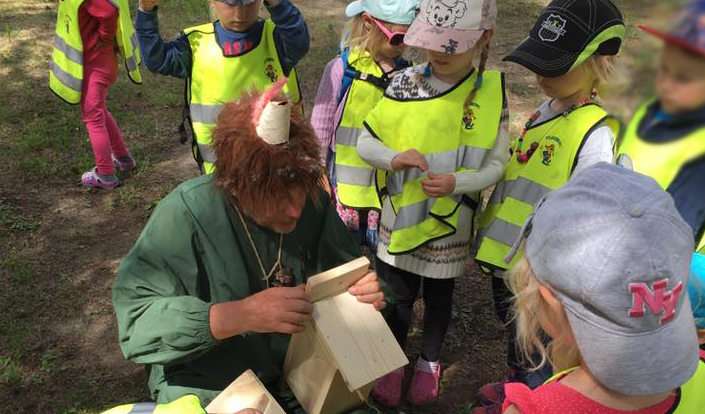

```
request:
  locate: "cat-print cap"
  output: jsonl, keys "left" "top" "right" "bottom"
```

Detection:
{"left": 403, "top": 0, "right": 496, "bottom": 54}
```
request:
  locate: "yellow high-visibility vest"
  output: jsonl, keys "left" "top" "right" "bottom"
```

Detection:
{"left": 618, "top": 101, "right": 705, "bottom": 254}
{"left": 50, "top": 0, "right": 142, "bottom": 104}
{"left": 545, "top": 357, "right": 705, "bottom": 413}
{"left": 100, "top": 394, "right": 205, "bottom": 414}
{"left": 335, "top": 49, "right": 390, "bottom": 210}
{"left": 476, "top": 104, "right": 620, "bottom": 271}
{"left": 185, "top": 20, "right": 301, "bottom": 174}
{"left": 363, "top": 69, "right": 504, "bottom": 254}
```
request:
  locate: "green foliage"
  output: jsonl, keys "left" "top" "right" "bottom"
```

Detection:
{"left": 0, "top": 355, "right": 21, "bottom": 385}
{"left": 0, "top": 200, "right": 39, "bottom": 232}
{"left": 1, "top": 250, "right": 34, "bottom": 286}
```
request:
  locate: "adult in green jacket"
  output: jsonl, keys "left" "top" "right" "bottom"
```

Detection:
{"left": 112, "top": 85, "right": 386, "bottom": 408}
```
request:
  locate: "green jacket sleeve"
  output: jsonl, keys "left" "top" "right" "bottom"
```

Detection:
{"left": 113, "top": 192, "right": 219, "bottom": 366}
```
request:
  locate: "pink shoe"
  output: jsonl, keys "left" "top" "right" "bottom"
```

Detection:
{"left": 81, "top": 168, "right": 118, "bottom": 189}
{"left": 112, "top": 154, "right": 137, "bottom": 171}
{"left": 371, "top": 367, "right": 404, "bottom": 407}
{"left": 406, "top": 357, "right": 441, "bottom": 406}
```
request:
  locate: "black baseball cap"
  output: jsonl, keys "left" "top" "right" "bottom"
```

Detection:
{"left": 504, "top": 0, "right": 625, "bottom": 77}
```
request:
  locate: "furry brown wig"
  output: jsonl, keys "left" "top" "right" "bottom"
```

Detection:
{"left": 211, "top": 91, "right": 325, "bottom": 214}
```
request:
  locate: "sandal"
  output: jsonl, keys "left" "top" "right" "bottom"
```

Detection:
{"left": 81, "top": 167, "right": 118, "bottom": 189}
{"left": 112, "top": 154, "right": 137, "bottom": 171}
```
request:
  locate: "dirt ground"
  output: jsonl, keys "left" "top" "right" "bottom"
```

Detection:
{"left": 0, "top": 0, "right": 678, "bottom": 413}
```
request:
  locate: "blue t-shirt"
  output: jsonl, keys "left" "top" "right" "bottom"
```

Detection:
{"left": 635, "top": 101, "right": 705, "bottom": 243}
{"left": 135, "top": 0, "right": 309, "bottom": 78}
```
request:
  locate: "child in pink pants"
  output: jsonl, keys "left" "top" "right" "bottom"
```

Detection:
{"left": 79, "top": 0, "right": 136, "bottom": 189}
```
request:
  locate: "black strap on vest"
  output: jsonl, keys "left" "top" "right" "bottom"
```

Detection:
{"left": 179, "top": 78, "right": 205, "bottom": 173}
{"left": 346, "top": 64, "right": 392, "bottom": 90}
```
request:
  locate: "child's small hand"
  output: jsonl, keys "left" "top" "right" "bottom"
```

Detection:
{"left": 348, "top": 271, "right": 386, "bottom": 310}
{"left": 138, "top": 0, "right": 159, "bottom": 12}
{"left": 391, "top": 149, "right": 429, "bottom": 172}
{"left": 421, "top": 172, "right": 456, "bottom": 198}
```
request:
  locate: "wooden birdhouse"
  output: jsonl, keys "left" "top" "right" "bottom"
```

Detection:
{"left": 206, "top": 369, "right": 286, "bottom": 414}
{"left": 283, "top": 257, "right": 408, "bottom": 414}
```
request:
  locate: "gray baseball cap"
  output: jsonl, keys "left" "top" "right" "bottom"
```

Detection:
{"left": 213, "top": 0, "right": 260, "bottom": 6}
{"left": 506, "top": 162, "right": 698, "bottom": 396}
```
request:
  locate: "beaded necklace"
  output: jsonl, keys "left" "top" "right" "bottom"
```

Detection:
{"left": 514, "top": 94, "right": 597, "bottom": 163}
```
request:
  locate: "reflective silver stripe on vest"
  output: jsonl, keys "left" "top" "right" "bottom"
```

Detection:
{"left": 336, "top": 164, "right": 375, "bottom": 186}
{"left": 198, "top": 142, "right": 216, "bottom": 163}
{"left": 335, "top": 126, "right": 374, "bottom": 186}
{"left": 50, "top": 61, "right": 82, "bottom": 92}
{"left": 387, "top": 146, "right": 491, "bottom": 196}
{"left": 336, "top": 125, "right": 360, "bottom": 147}
{"left": 478, "top": 217, "right": 522, "bottom": 247}
{"left": 393, "top": 195, "right": 462, "bottom": 231}
{"left": 53, "top": 35, "right": 83, "bottom": 65}
{"left": 131, "top": 32, "right": 139, "bottom": 52}
{"left": 488, "top": 177, "right": 552, "bottom": 206}
{"left": 127, "top": 402, "right": 156, "bottom": 414}
{"left": 190, "top": 104, "right": 223, "bottom": 124}
{"left": 126, "top": 54, "right": 139, "bottom": 71}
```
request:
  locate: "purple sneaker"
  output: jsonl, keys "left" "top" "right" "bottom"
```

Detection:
{"left": 112, "top": 154, "right": 137, "bottom": 171}
{"left": 478, "top": 369, "right": 516, "bottom": 405}
{"left": 471, "top": 401, "right": 503, "bottom": 414}
{"left": 81, "top": 168, "right": 118, "bottom": 190}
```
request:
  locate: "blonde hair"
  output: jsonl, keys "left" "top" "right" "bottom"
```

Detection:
{"left": 341, "top": 14, "right": 390, "bottom": 61}
{"left": 507, "top": 254, "right": 581, "bottom": 373}
{"left": 585, "top": 54, "right": 627, "bottom": 98}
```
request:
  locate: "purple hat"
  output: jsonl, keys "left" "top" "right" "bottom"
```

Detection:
{"left": 403, "top": 0, "right": 496, "bottom": 54}
{"left": 639, "top": 0, "right": 705, "bottom": 59}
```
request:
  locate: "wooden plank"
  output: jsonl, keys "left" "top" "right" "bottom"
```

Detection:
{"left": 282, "top": 321, "right": 337, "bottom": 414}
{"left": 206, "top": 369, "right": 286, "bottom": 414}
{"left": 318, "top": 372, "right": 374, "bottom": 414}
{"left": 312, "top": 291, "right": 408, "bottom": 391}
{"left": 305, "top": 257, "right": 370, "bottom": 302}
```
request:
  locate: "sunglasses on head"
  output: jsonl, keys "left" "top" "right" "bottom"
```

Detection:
{"left": 371, "top": 17, "right": 406, "bottom": 46}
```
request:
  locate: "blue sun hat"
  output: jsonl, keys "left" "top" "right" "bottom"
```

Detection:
{"left": 689, "top": 253, "right": 705, "bottom": 328}
{"left": 345, "top": 0, "right": 421, "bottom": 25}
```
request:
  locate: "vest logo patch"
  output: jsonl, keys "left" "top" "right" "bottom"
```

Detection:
{"left": 541, "top": 136, "right": 561, "bottom": 166}
{"left": 462, "top": 102, "right": 479, "bottom": 130}
{"left": 541, "top": 144, "right": 555, "bottom": 165}
{"left": 628, "top": 279, "right": 683, "bottom": 324}
{"left": 264, "top": 58, "right": 278, "bottom": 83}
{"left": 539, "top": 14, "right": 567, "bottom": 42}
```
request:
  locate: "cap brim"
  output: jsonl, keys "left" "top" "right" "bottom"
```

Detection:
{"left": 404, "top": 19, "right": 483, "bottom": 54}
{"left": 639, "top": 24, "right": 705, "bottom": 59}
{"left": 566, "top": 293, "right": 699, "bottom": 396}
{"left": 345, "top": 1, "right": 363, "bottom": 18}
{"left": 503, "top": 37, "right": 579, "bottom": 77}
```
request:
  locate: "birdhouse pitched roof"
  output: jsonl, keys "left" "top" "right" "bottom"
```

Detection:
{"left": 304, "top": 257, "right": 408, "bottom": 391}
